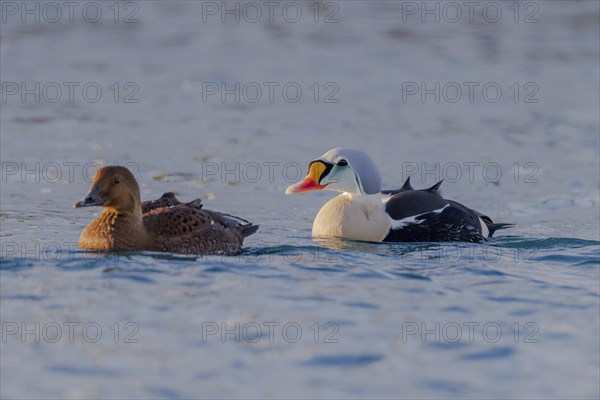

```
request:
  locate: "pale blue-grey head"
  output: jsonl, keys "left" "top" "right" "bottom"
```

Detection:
{"left": 319, "top": 148, "right": 382, "bottom": 195}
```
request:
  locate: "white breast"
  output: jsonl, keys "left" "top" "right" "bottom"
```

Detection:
{"left": 312, "top": 194, "right": 390, "bottom": 242}
{"left": 478, "top": 217, "right": 490, "bottom": 239}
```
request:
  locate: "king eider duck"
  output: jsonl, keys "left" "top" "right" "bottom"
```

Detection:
{"left": 74, "top": 166, "right": 258, "bottom": 255}
{"left": 286, "top": 148, "right": 512, "bottom": 243}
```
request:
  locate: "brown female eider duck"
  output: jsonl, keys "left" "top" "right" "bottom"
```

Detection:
{"left": 74, "top": 166, "right": 258, "bottom": 255}
{"left": 286, "top": 148, "right": 512, "bottom": 243}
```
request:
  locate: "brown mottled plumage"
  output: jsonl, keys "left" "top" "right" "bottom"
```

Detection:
{"left": 74, "top": 166, "right": 258, "bottom": 255}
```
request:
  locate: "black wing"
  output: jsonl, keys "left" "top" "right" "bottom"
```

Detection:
{"left": 383, "top": 183, "right": 486, "bottom": 243}
{"left": 385, "top": 190, "right": 448, "bottom": 221}
{"left": 446, "top": 200, "right": 514, "bottom": 237}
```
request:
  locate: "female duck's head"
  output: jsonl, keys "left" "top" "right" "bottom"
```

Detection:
{"left": 74, "top": 166, "right": 141, "bottom": 214}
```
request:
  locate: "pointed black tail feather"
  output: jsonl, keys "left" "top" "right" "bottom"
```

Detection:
{"left": 487, "top": 223, "right": 515, "bottom": 237}
{"left": 203, "top": 210, "right": 258, "bottom": 237}
{"left": 241, "top": 224, "right": 259, "bottom": 237}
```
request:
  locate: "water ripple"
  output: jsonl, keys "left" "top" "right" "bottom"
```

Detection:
{"left": 303, "top": 354, "right": 384, "bottom": 367}
{"left": 461, "top": 346, "right": 515, "bottom": 361}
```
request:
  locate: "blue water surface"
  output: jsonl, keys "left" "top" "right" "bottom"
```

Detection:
{"left": 1, "top": 1, "right": 599, "bottom": 399}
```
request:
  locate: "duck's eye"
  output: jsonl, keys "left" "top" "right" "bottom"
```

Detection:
{"left": 337, "top": 159, "right": 348, "bottom": 166}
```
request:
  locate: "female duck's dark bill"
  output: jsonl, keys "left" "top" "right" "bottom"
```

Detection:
{"left": 286, "top": 161, "right": 331, "bottom": 194}
{"left": 73, "top": 185, "right": 109, "bottom": 207}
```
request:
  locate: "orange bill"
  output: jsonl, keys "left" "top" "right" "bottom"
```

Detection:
{"left": 285, "top": 161, "right": 329, "bottom": 194}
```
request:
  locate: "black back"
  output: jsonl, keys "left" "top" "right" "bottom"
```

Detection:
{"left": 382, "top": 181, "right": 507, "bottom": 243}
